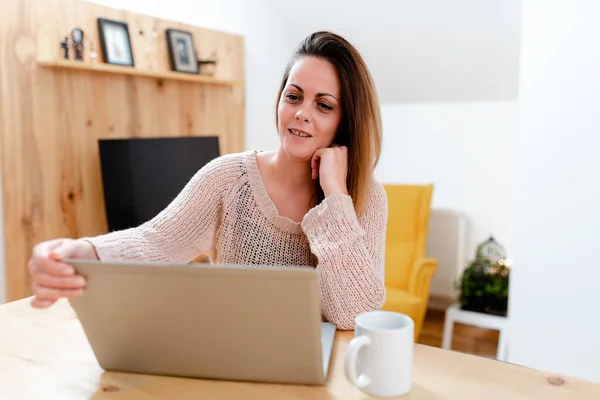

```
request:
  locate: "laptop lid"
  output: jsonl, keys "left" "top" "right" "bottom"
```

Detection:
{"left": 66, "top": 259, "right": 334, "bottom": 385}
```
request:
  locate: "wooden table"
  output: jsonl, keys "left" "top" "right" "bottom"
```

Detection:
{"left": 0, "top": 298, "right": 598, "bottom": 399}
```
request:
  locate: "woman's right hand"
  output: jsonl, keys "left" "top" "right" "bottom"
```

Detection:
{"left": 28, "top": 238, "right": 99, "bottom": 308}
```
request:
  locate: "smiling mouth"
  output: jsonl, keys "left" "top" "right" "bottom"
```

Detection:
{"left": 288, "top": 129, "right": 312, "bottom": 138}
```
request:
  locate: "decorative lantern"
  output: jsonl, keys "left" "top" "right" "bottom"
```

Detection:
{"left": 455, "top": 236, "right": 510, "bottom": 316}
{"left": 476, "top": 236, "right": 507, "bottom": 264}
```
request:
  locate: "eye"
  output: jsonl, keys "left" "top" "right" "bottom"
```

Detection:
{"left": 318, "top": 102, "right": 333, "bottom": 111}
{"left": 285, "top": 93, "right": 300, "bottom": 102}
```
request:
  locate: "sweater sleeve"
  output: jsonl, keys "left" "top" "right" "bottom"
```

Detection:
{"left": 301, "top": 180, "right": 388, "bottom": 330}
{"left": 82, "top": 156, "right": 232, "bottom": 263}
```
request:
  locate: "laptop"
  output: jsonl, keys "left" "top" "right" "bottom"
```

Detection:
{"left": 65, "top": 259, "right": 337, "bottom": 386}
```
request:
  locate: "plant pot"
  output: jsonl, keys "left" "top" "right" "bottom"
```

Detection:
{"left": 460, "top": 295, "right": 507, "bottom": 316}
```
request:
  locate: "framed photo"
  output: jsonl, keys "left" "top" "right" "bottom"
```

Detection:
{"left": 97, "top": 18, "right": 135, "bottom": 67}
{"left": 166, "top": 29, "right": 199, "bottom": 74}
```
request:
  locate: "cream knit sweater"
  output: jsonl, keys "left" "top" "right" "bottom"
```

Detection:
{"left": 86, "top": 150, "right": 388, "bottom": 329}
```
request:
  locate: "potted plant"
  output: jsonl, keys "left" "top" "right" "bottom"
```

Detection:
{"left": 455, "top": 236, "right": 510, "bottom": 316}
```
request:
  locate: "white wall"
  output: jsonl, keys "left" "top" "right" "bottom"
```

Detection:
{"left": 508, "top": 0, "right": 600, "bottom": 383}
{"left": 268, "top": 0, "right": 521, "bottom": 104}
{"left": 85, "top": 0, "right": 292, "bottom": 151}
{"left": 376, "top": 101, "right": 517, "bottom": 260}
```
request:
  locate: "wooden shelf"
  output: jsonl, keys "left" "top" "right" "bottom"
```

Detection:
{"left": 37, "top": 60, "right": 241, "bottom": 86}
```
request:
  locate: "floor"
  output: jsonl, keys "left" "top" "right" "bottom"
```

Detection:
{"left": 418, "top": 308, "right": 500, "bottom": 359}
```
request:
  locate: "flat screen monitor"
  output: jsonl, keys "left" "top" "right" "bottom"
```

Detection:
{"left": 98, "top": 136, "right": 220, "bottom": 232}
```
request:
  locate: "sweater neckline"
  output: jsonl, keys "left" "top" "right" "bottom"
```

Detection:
{"left": 245, "top": 150, "right": 304, "bottom": 235}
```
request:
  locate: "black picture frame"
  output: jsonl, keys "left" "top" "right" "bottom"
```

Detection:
{"left": 97, "top": 18, "right": 135, "bottom": 67}
{"left": 166, "top": 28, "right": 199, "bottom": 74}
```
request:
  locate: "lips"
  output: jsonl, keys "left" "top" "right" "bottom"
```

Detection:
{"left": 288, "top": 128, "right": 312, "bottom": 138}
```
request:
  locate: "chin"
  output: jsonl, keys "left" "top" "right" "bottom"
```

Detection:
{"left": 281, "top": 138, "right": 317, "bottom": 161}
{"left": 283, "top": 144, "right": 315, "bottom": 161}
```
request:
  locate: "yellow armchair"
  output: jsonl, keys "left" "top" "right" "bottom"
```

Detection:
{"left": 382, "top": 184, "right": 438, "bottom": 341}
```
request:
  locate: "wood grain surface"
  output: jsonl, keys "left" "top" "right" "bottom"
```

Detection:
{"left": 0, "top": 297, "right": 598, "bottom": 399}
{"left": 37, "top": 61, "right": 242, "bottom": 85}
{"left": 0, "top": 0, "right": 245, "bottom": 302}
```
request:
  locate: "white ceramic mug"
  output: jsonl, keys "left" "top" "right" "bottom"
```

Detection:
{"left": 344, "top": 311, "right": 414, "bottom": 397}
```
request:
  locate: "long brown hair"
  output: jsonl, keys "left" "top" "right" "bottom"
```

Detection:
{"left": 275, "top": 31, "right": 382, "bottom": 218}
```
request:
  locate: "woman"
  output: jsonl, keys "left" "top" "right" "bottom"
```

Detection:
{"left": 27, "top": 31, "right": 388, "bottom": 330}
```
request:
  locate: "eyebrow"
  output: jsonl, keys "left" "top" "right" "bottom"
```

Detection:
{"left": 290, "top": 84, "right": 338, "bottom": 101}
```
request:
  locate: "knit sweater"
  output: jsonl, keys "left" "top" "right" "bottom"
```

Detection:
{"left": 86, "top": 149, "right": 388, "bottom": 330}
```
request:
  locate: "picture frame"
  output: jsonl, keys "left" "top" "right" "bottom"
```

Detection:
{"left": 166, "top": 29, "right": 199, "bottom": 74}
{"left": 97, "top": 18, "right": 135, "bottom": 67}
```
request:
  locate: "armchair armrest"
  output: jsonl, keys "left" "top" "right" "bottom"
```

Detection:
{"left": 407, "top": 257, "right": 438, "bottom": 299}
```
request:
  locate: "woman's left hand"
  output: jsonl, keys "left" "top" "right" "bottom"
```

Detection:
{"left": 311, "top": 145, "right": 349, "bottom": 197}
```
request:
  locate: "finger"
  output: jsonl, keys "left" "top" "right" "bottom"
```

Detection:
{"left": 30, "top": 298, "right": 55, "bottom": 309}
{"left": 33, "top": 285, "right": 84, "bottom": 301}
{"left": 33, "top": 241, "right": 76, "bottom": 277}
{"left": 32, "top": 239, "right": 75, "bottom": 276}
{"left": 35, "top": 272, "right": 86, "bottom": 289}
{"left": 32, "top": 239, "right": 65, "bottom": 262}
{"left": 311, "top": 149, "right": 323, "bottom": 170}
{"left": 335, "top": 146, "right": 348, "bottom": 155}
{"left": 311, "top": 150, "right": 323, "bottom": 180}
{"left": 312, "top": 159, "right": 320, "bottom": 180}
{"left": 34, "top": 257, "right": 75, "bottom": 277}
{"left": 312, "top": 157, "right": 321, "bottom": 180}
{"left": 48, "top": 239, "right": 78, "bottom": 261}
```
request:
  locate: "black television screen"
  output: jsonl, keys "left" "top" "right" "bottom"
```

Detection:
{"left": 98, "top": 136, "right": 220, "bottom": 232}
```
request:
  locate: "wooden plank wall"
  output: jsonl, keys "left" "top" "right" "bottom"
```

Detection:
{"left": 0, "top": 0, "right": 245, "bottom": 302}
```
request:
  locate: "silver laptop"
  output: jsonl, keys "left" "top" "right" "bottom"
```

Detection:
{"left": 66, "top": 259, "right": 337, "bottom": 385}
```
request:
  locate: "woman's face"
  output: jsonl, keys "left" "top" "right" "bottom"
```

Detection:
{"left": 277, "top": 56, "right": 342, "bottom": 162}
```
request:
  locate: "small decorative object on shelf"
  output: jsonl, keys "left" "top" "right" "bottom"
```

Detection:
{"left": 198, "top": 60, "right": 217, "bottom": 76}
{"left": 71, "top": 28, "right": 84, "bottom": 61}
{"left": 97, "top": 18, "right": 135, "bottom": 67}
{"left": 455, "top": 236, "right": 511, "bottom": 316}
{"left": 166, "top": 28, "right": 199, "bottom": 74}
{"left": 89, "top": 40, "right": 98, "bottom": 64}
{"left": 60, "top": 36, "right": 70, "bottom": 60}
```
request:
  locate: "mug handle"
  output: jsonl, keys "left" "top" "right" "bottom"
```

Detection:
{"left": 344, "top": 335, "right": 372, "bottom": 389}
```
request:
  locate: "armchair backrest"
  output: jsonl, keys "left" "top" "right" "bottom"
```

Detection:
{"left": 383, "top": 184, "right": 434, "bottom": 290}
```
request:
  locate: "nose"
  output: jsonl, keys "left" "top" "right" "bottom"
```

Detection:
{"left": 295, "top": 106, "right": 311, "bottom": 123}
